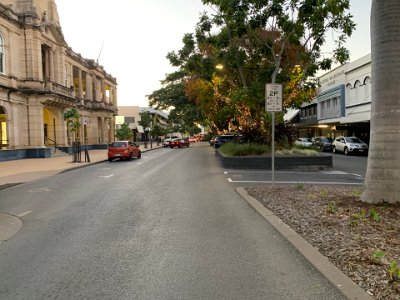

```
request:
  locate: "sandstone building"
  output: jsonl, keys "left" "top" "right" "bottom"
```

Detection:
{"left": 0, "top": 0, "right": 117, "bottom": 159}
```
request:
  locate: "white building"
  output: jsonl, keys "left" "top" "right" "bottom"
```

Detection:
{"left": 291, "top": 54, "right": 372, "bottom": 143}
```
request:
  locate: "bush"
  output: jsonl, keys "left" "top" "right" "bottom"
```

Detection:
{"left": 219, "top": 142, "right": 321, "bottom": 157}
{"left": 220, "top": 143, "right": 268, "bottom": 156}
{"left": 276, "top": 148, "right": 320, "bottom": 156}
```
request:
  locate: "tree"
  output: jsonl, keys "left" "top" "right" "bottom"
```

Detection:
{"left": 362, "top": 0, "right": 400, "bottom": 204}
{"left": 115, "top": 123, "right": 133, "bottom": 141}
{"left": 64, "top": 108, "right": 81, "bottom": 144}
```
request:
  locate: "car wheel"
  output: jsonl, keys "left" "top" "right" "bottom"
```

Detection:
{"left": 108, "top": 158, "right": 113, "bottom": 162}
{"left": 332, "top": 146, "right": 336, "bottom": 154}
{"left": 344, "top": 147, "right": 349, "bottom": 155}
{"left": 137, "top": 151, "right": 141, "bottom": 158}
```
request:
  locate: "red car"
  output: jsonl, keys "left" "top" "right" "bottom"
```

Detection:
{"left": 108, "top": 141, "right": 141, "bottom": 161}
{"left": 169, "top": 138, "right": 190, "bottom": 148}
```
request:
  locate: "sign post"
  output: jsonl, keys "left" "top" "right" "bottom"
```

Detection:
{"left": 265, "top": 84, "right": 283, "bottom": 185}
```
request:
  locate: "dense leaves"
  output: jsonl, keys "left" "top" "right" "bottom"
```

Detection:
{"left": 149, "top": 0, "right": 354, "bottom": 141}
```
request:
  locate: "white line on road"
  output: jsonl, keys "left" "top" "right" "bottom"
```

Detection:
{"left": 17, "top": 210, "right": 33, "bottom": 217}
{"left": 98, "top": 174, "right": 114, "bottom": 178}
{"left": 29, "top": 187, "right": 51, "bottom": 193}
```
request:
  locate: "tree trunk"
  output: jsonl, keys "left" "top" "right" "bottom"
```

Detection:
{"left": 362, "top": 0, "right": 400, "bottom": 203}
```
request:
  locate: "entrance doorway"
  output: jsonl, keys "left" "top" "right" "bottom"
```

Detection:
{"left": 43, "top": 108, "right": 57, "bottom": 147}
{"left": 0, "top": 106, "right": 7, "bottom": 149}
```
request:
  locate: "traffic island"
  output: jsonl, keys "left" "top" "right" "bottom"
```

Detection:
{"left": 215, "top": 149, "right": 332, "bottom": 170}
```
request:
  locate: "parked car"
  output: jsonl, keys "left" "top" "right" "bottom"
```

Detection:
{"left": 108, "top": 141, "right": 141, "bottom": 161}
{"left": 332, "top": 136, "right": 368, "bottom": 155}
{"left": 213, "top": 134, "right": 243, "bottom": 148}
{"left": 163, "top": 138, "right": 172, "bottom": 147}
{"left": 169, "top": 138, "right": 190, "bottom": 148}
{"left": 180, "top": 139, "right": 190, "bottom": 147}
{"left": 294, "top": 138, "right": 313, "bottom": 147}
{"left": 313, "top": 136, "right": 333, "bottom": 152}
{"left": 209, "top": 136, "right": 217, "bottom": 147}
{"left": 189, "top": 136, "right": 197, "bottom": 143}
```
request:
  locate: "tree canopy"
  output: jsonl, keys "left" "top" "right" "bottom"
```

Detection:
{"left": 149, "top": 0, "right": 355, "bottom": 141}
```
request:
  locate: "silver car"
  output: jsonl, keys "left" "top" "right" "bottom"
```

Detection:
{"left": 332, "top": 136, "right": 368, "bottom": 155}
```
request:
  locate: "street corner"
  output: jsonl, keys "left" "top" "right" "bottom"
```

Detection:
{"left": 0, "top": 212, "right": 23, "bottom": 242}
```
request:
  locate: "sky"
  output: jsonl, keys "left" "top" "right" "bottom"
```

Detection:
{"left": 56, "top": 0, "right": 372, "bottom": 108}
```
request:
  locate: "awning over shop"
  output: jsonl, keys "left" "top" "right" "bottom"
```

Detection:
{"left": 284, "top": 109, "right": 299, "bottom": 122}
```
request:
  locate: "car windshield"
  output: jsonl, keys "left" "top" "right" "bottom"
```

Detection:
{"left": 346, "top": 137, "right": 363, "bottom": 143}
{"left": 302, "top": 138, "right": 312, "bottom": 142}
{"left": 320, "top": 137, "right": 330, "bottom": 142}
{"left": 110, "top": 142, "right": 127, "bottom": 148}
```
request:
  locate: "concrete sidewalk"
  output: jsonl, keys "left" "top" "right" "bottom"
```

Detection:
{"left": 0, "top": 144, "right": 161, "bottom": 188}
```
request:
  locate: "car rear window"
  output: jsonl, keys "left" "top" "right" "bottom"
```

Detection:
{"left": 110, "top": 142, "right": 127, "bottom": 148}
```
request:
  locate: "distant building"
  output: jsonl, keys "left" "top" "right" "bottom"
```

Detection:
{"left": 0, "top": 0, "right": 117, "bottom": 160}
{"left": 117, "top": 106, "right": 169, "bottom": 141}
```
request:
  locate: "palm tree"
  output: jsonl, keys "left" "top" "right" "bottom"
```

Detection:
{"left": 362, "top": 0, "right": 400, "bottom": 204}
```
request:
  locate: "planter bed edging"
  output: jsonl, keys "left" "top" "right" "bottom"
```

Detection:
{"left": 215, "top": 149, "right": 332, "bottom": 170}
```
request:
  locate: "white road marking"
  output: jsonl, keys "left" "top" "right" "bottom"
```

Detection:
{"left": 17, "top": 210, "right": 33, "bottom": 217}
{"left": 29, "top": 187, "right": 51, "bottom": 193}
{"left": 98, "top": 174, "right": 114, "bottom": 178}
{"left": 321, "top": 170, "right": 349, "bottom": 175}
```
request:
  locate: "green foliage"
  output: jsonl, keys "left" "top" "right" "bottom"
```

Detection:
{"left": 138, "top": 111, "right": 152, "bottom": 129}
{"left": 371, "top": 250, "right": 385, "bottom": 264}
{"left": 149, "top": 0, "right": 355, "bottom": 140}
{"left": 320, "top": 189, "right": 328, "bottom": 198}
{"left": 219, "top": 142, "right": 268, "bottom": 156}
{"left": 351, "top": 188, "right": 362, "bottom": 197}
{"left": 295, "top": 183, "right": 304, "bottom": 190}
{"left": 326, "top": 202, "right": 337, "bottom": 214}
{"left": 350, "top": 209, "right": 382, "bottom": 225}
{"left": 369, "top": 208, "right": 381, "bottom": 223}
{"left": 115, "top": 123, "right": 133, "bottom": 141}
{"left": 276, "top": 148, "right": 319, "bottom": 156}
{"left": 64, "top": 108, "right": 81, "bottom": 142}
{"left": 389, "top": 260, "right": 400, "bottom": 281}
{"left": 350, "top": 210, "right": 366, "bottom": 226}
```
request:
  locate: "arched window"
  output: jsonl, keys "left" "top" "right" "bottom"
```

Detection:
{"left": 346, "top": 83, "right": 352, "bottom": 89}
{"left": 354, "top": 80, "right": 361, "bottom": 88}
{"left": 0, "top": 34, "right": 4, "bottom": 74}
{"left": 363, "top": 76, "right": 371, "bottom": 85}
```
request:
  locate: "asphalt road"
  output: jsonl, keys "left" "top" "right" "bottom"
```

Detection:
{"left": 0, "top": 143, "right": 349, "bottom": 299}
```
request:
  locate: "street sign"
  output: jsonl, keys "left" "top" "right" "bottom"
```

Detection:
{"left": 265, "top": 84, "right": 282, "bottom": 112}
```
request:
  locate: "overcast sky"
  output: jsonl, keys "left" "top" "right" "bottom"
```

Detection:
{"left": 56, "top": 0, "right": 372, "bottom": 107}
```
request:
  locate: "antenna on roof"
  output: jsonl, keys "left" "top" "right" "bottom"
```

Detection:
{"left": 96, "top": 41, "right": 105, "bottom": 64}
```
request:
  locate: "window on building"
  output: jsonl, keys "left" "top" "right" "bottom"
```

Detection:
{"left": 125, "top": 117, "right": 135, "bottom": 124}
{"left": 64, "top": 65, "right": 69, "bottom": 86}
{"left": 0, "top": 35, "right": 4, "bottom": 74}
{"left": 326, "top": 99, "right": 330, "bottom": 108}
{"left": 333, "top": 98, "right": 338, "bottom": 106}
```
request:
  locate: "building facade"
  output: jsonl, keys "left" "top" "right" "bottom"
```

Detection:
{"left": 117, "top": 106, "right": 169, "bottom": 142}
{"left": 0, "top": 0, "right": 117, "bottom": 158}
{"left": 290, "top": 54, "right": 371, "bottom": 143}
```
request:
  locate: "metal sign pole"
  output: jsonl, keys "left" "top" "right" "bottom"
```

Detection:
{"left": 272, "top": 111, "right": 275, "bottom": 185}
{"left": 265, "top": 83, "right": 282, "bottom": 186}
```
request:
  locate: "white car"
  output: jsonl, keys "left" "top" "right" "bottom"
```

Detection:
{"left": 162, "top": 138, "right": 172, "bottom": 147}
{"left": 294, "top": 138, "right": 313, "bottom": 147}
{"left": 332, "top": 136, "right": 368, "bottom": 155}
